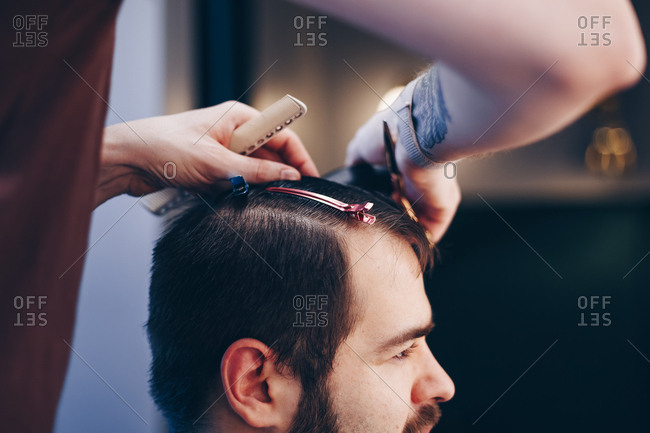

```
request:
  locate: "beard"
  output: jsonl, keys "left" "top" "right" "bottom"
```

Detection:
{"left": 286, "top": 375, "right": 441, "bottom": 433}
{"left": 286, "top": 375, "right": 340, "bottom": 433}
{"left": 402, "top": 403, "right": 441, "bottom": 433}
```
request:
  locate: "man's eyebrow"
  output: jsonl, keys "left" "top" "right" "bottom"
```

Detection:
{"left": 374, "top": 321, "right": 435, "bottom": 354}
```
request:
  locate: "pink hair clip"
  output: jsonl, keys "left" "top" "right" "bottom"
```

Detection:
{"left": 265, "top": 187, "right": 376, "bottom": 224}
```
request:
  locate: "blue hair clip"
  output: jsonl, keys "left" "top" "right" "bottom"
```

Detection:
{"left": 230, "top": 175, "right": 249, "bottom": 197}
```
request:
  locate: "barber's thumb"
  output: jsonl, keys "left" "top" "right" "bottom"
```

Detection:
{"left": 241, "top": 157, "right": 301, "bottom": 183}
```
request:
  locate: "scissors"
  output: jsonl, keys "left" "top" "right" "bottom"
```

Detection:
{"left": 382, "top": 121, "right": 435, "bottom": 246}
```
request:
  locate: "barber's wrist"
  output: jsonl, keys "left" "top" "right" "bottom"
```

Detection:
{"left": 395, "top": 132, "right": 444, "bottom": 176}
{"left": 95, "top": 125, "right": 142, "bottom": 207}
{"left": 396, "top": 66, "right": 451, "bottom": 168}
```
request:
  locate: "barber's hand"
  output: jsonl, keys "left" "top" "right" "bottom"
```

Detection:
{"left": 346, "top": 106, "right": 460, "bottom": 243}
{"left": 395, "top": 144, "right": 461, "bottom": 243}
{"left": 97, "top": 101, "right": 319, "bottom": 207}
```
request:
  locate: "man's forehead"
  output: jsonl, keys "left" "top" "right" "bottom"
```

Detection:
{"left": 344, "top": 230, "right": 423, "bottom": 280}
{"left": 344, "top": 231, "right": 432, "bottom": 348}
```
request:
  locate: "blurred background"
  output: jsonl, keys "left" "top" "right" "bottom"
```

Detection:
{"left": 55, "top": 0, "right": 649, "bottom": 432}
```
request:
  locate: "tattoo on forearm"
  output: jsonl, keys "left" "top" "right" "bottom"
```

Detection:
{"left": 411, "top": 67, "right": 451, "bottom": 154}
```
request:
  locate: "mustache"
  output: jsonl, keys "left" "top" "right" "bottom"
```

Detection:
{"left": 403, "top": 403, "right": 441, "bottom": 433}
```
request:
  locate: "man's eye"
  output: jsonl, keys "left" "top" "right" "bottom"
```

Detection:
{"left": 393, "top": 343, "right": 418, "bottom": 361}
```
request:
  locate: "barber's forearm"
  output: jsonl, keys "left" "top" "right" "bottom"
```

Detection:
{"left": 290, "top": 0, "right": 645, "bottom": 97}
{"left": 405, "top": 43, "right": 644, "bottom": 164}
{"left": 402, "top": 60, "right": 629, "bottom": 164}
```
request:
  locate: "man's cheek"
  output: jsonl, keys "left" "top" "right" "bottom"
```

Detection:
{"left": 359, "top": 373, "right": 413, "bottom": 432}
{"left": 373, "top": 367, "right": 421, "bottom": 430}
{"left": 377, "top": 365, "right": 417, "bottom": 401}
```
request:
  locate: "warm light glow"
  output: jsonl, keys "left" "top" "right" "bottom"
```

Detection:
{"left": 377, "top": 86, "right": 406, "bottom": 111}
{"left": 585, "top": 127, "right": 636, "bottom": 176}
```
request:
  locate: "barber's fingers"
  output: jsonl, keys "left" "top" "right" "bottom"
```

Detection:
{"left": 403, "top": 168, "right": 461, "bottom": 243}
{"left": 248, "top": 147, "right": 283, "bottom": 163}
{"left": 222, "top": 151, "right": 302, "bottom": 183}
{"left": 415, "top": 199, "right": 459, "bottom": 243}
{"left": 263, "top": 128, "right": 320, "bottom": 177}
{"left": 206, "top": 101, "right": 319, "bottom": 178}
{"left": 206, "top": 101, "right": 261, "bottom": 136}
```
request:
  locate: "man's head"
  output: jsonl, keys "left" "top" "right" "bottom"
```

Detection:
{"left": 147, "top": 177, "right": 454, "bottom": 433}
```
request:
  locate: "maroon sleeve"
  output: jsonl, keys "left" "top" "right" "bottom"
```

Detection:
{"left": 0, "top": 1, "right": 121, "bottom": 431}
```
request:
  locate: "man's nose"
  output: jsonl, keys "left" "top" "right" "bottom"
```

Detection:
{"left": 411, "top": 346, "right": 455, "bottom": 404}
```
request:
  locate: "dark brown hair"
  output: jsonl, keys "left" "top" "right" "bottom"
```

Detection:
{"left": 146, "top": 177, "right": 433, "bottom": 432}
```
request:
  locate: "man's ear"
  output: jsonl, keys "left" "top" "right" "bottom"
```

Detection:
{"left": 221, "top": 338, "right": 301, "bottom": 430}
